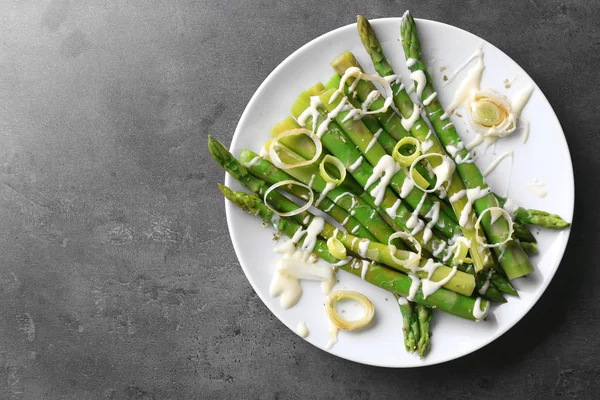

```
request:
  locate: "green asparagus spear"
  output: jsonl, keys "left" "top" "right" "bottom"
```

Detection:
{"left": 240, "top": 148, "right": 398, "bottom": 245}
{"left": 318, "top": 87, "right": 460, "bottom": 239}
{"left": 398, "top": 12, "right": 533, "bottom": 280}
{"left": 288, "top": 89, "right": 456, "bottom": 261}
{"left": 218, "top": 184, "right": 338, "bottom": 262}
{"left": 513, "top": 208, "right": 571, "bottom": 229}
{"left": 333, "top": 48, "right": 494, "bottom": 272}
{"left": 208, "top": 136, "right": 377, "bottom": 241}
{"left": 520, "top": 242, "right": 538, "bottom": 255}
{"left": 395, "top": 296, "right": 418, "bottom": 353}
{"left": 513, "top": 222, "right": 537, "bottom": 243}
{"left": 493, "top": 194, "right": 570, "bottom": 229}
{"left": 490, "top": 272, "right": 519, "bottom": 297}
{"left": 416, "top": 304, "right": 432, "bottom": 359}
{"left": 475, "top": 270, "right": 507, "bottom": 303}
{"left": 219, "top": 184, "right": 488, "bottom": 319}
{"left": 341, "top": 261, "right": 488, "bottom": 321}
{"left": 221, "top": 181, "right": 474, "bottom": 295}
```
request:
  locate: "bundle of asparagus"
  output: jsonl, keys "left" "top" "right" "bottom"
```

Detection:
{"left": 209, "top": 12, "right": 570, "bottom": 359}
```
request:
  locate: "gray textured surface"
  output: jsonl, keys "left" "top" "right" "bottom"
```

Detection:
{"left": 0, "top": 0, "right": 597, "bottom": 398}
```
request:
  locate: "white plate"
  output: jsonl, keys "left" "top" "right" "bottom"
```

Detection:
{"left": 224, "top": 18, "right": 574, "bottom": 367}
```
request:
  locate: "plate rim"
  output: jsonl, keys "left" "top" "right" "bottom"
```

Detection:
{"left": 224, "top": 17, "right": 575, "bottom": 368}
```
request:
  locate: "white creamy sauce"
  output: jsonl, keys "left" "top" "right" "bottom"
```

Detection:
{"left": 441, "top": 122, "right": 454, "bottom": 130}
{"left": 332, "top": 227, "right": 339, "bottom": 239}
{"left": 401, "top": 103, "right": 421, "bottom": 131}
{"left": 422, "top": 139, "right": 434, "bottom": 153}
{"left": 521, "top": 119, "right": 530, "bottom": 144}
{"left": 325, "top": 322, "right": 339, "bottom": 350}
{"left": 351, "top": 225, "right": 359, "bottom": 234}
{"left": 384, "top": 74, "right": 402, "bottom": 86}
{"left": 364, "top": 155, "right": 400, "bottom": 206}
{"left": 443, "top": 48, "right": 483, "bottom": 86}
{"left": 397, "top": 296, "right": 409, "bottom": 305}
{"left": 348, "top": 156, "right": 363, "bottom": 173}
{"left": 407, "top": 274, "right": 421, "bottom": 301}
{"left": 446, "top": 142, "right": 464, "bottom": 157}
{"left": 246, "top": 156, "right": 262, "bottom": 168}
{"left": 365, "top": 129, "right": 383, "bottom": 153}
{"left": 459, "top": 187, "right": 491, "bottom": 227}
{"left": 455, "top": 152, "right": 475, "bottom": 164}
{"left": 385, "top": 199, "right": 402, "bottom": 219}
{"left": 299, "top": 217, "right": 325, "bottom": 253}
{"left": 308, "top": 174, "right": 316, "bottom": 188}
{"left": 410, "top": 70, "right": 427, "bottom": 101}
{"left": 439, "top": 111, "right": 449, "bottom": 120}
{"left": 341, "top": 214, "right": 351, "bottom": 226}
{"left": 423, "top": 202, "right": 441, "bottom": 244}
{"left": 406, "top": 58, "right": 417, "bottom": 68}
{"left": 361, "top": 90, "right": 380, "bottom": 112}
{"left": 259, "top": 145, "right": 270, "bottom": 158}
{"left": 511, "top": 85, "right": 534, "bottom": 116}
{"left": 315, "top": 182, "right": 335, "bottom": 207}
{"left": 527, "top": 178, "right": 547, "bottom": 198}
{"left": 503, "top": 197, "right": 519, "bottom": 217}
{"left": 321, "top": 278, "right": 336, "bottom": 295}
{"left": 357, "top": 239, "right": 370, "bottom": 258}
{"left": 320, "top": 97, "right": 351, "bottom": 136}
{"left": 423, "top": 91, "right": 438, "bottom": 106}
{"left": 297, "top": 96, "right": 323, "bottom": 132}
{"left": 478, "top": 271, "right": 492, "bottom": 295}
{"left": 400, "top": 178, "right": 415, "bottom": 198}
{"left": 303, "top": 215, "right": 310, "bottom": 225}
{"left": 432, "top": 241, "right": 447, "bottom": 257}
{"left": 421, "top": 263, "right": 457, "bottom": 299}
{"left": 445, "top": 49, "right": 485, "bottom": 114}
{"left": 483, "top": 150, "right": 513, "bottom": 177}
{"left": 449, "top": 189, "right": 465, "bottom": 202}
{"left": 466, "top": 134, "right": 484, "bottom": 151}
{"left": 360, "top": 260, "right": 370, "bottom": 280}
{"left": 297, "top": 322, "right": 309, "bottom": 338}
{"left": 472, "top": 297, "right": 489, "bottom": 321}
{"left": 270, "top": 272, "right": 302, "bottom": 309}
{"left": 406, "top": 193, "right": 427, "bottom": 235}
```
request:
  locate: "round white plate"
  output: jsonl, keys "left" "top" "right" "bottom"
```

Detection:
{"left": 224, "top": 18, "right": 574, "bottom": 367}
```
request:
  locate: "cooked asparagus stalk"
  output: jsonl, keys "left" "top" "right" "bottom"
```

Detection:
{"left": 219, "top": 184, "right": 488, "bottom": 320}
{"left": 332, "top": 49, "right": 494, "bottom": 272}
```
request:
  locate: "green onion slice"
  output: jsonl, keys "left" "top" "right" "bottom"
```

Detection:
{"left": 392, "top": 137, "right": 422, "bottom": 167}
{"left": 327, "top": 237, "right": 347, "bottom": 260}
{"left": 319, "top": 155, "right": 346, "bottom": 186}
{"left": 388, "top": 231, "right": 422, "bottom": 268}
{"left": 263, "top": 179, "right": 313, "bottom": 217}
{"left": 269, "top": 128, "right": 322, "bottom": 170}
{"left": 325, "top": 290, "right": 375, "bottom": 331}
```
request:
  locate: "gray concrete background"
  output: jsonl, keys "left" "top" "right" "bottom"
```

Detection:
{"left": 0, "top": 0, "right": 597, "bottom": 398}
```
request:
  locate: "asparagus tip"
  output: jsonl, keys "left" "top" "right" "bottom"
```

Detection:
{"left": 217, "top": 183, "right": 231, "bottom": 198}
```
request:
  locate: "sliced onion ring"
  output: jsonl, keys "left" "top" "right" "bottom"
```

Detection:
{"left": 327, "top": 237, "right": 347, "bottom": 260}
{"left": 452, "top": 237, "right": 472, "bottom": 264}
{"left": 264, "top": 180, "right": 314, "bottom": 217}
{"left": 409, "top": 153, "right": 455, "bottom": 193}
{"left": 393, "top": 137, "right": 422, "bottom": 167}
{"left": 474, "top": 207, "right": 514, "bottom": 248}
{"left": 319, "top": 155, "right": 346, "bottom": 186}
{"left": 388, "top": 231, "right": 422, "bottom": 268}
{"left": 325, "top": 290, "right": 375, "bottom": 331}
{"left": 334, "top": 67, "right": 394, "bottom": 117}
{"left": 269, "top": 129, "right": 322, "bottom": 169}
